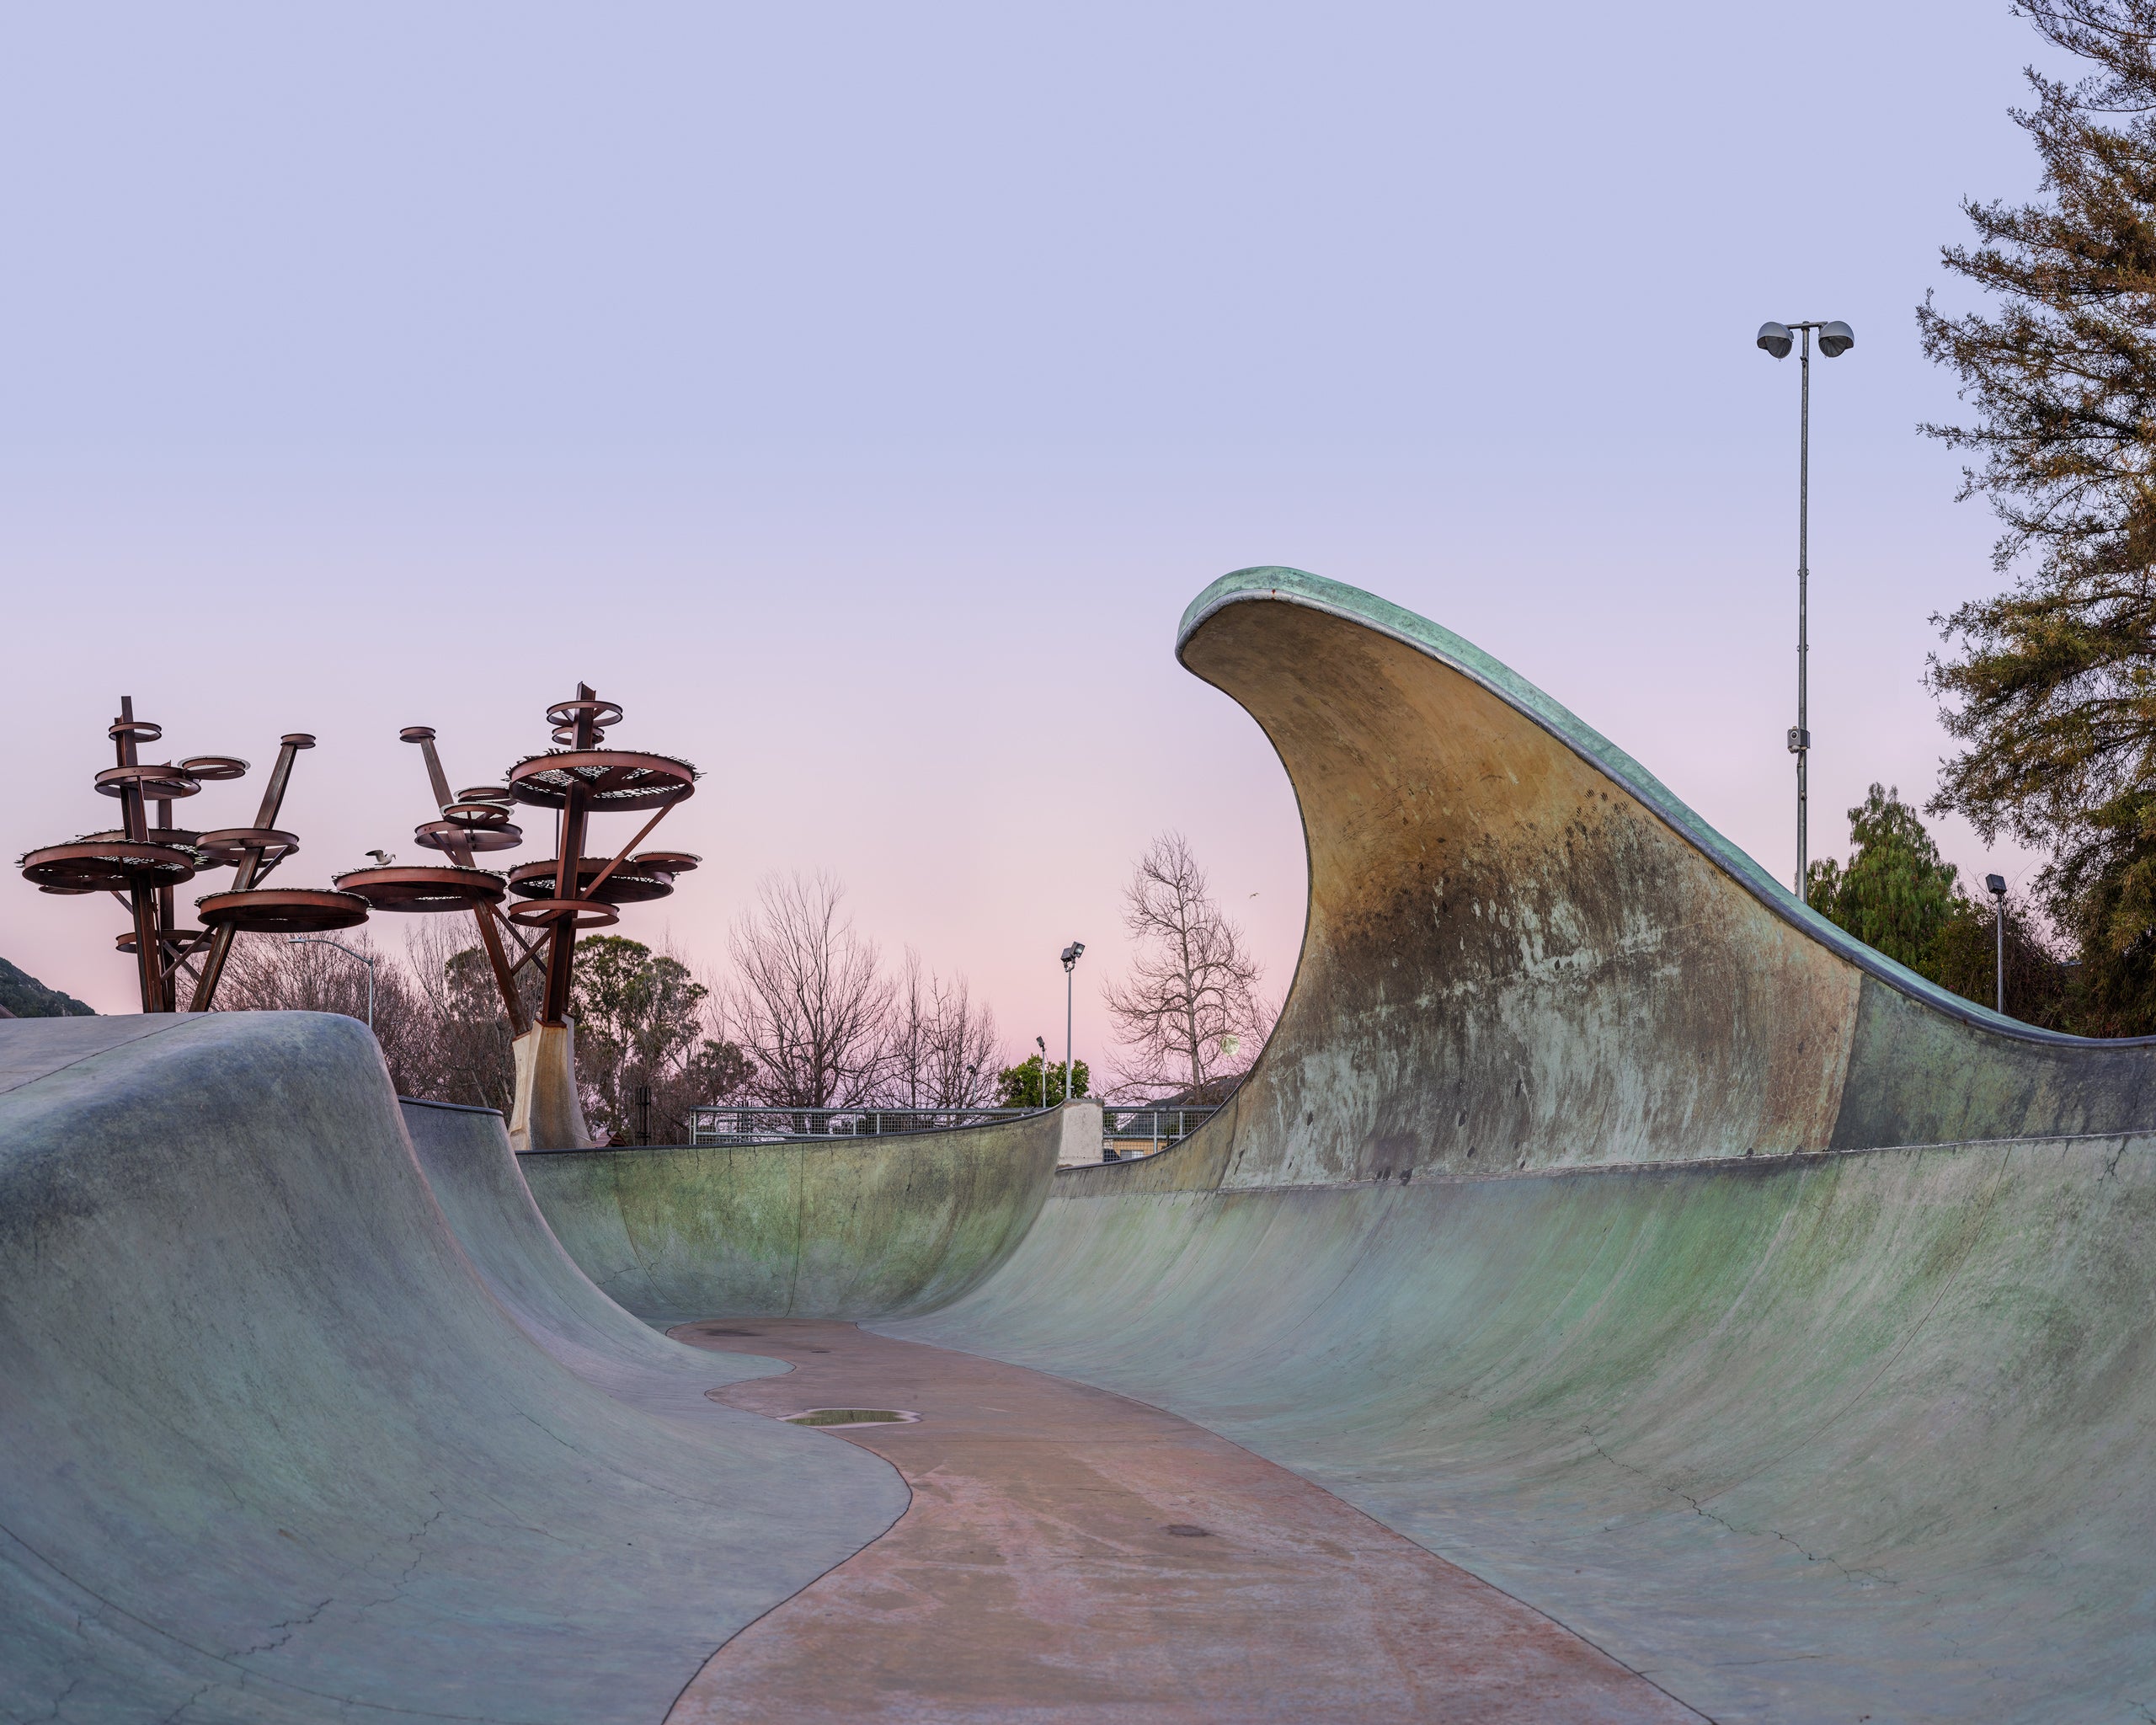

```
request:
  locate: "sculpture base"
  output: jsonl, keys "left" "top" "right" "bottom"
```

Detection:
{"left": 509, "top": 1022, "right": 596, "bottom": 1151}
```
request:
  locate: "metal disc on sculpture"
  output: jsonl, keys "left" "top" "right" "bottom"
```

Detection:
{"left": 544, "top": 697, "right": 622, "bottom": 747}
{"left": 195, "top": 888, "right": 369, "bottom": 933}
{"left": 413, "top": 817, "right": 524, "bottom": 854}
{"left": 176, "top": 756, "right": 249, "bottom": 782}
{"left": 20, "top": 840, "right": 199, "bottom": 893}
{"left": 77, "top": 826, "right": 211, "bottom": 852}
{"left": 115, "top": 927, "right": 208, "bottom": 955}
{"left": 504, "top": 895, "right": 620, "bottom": 929}
{"left": 333, "top": 864, "right": 507, "bottom": 912}
{"left": 632, "top": 850, "right": 699, "bottom": 878}
{"left": 505, "top": 856, "right": 680, "bottom": 905}
{"left": 194, "top": 827, "right": 301, "bottom": 867}
{"left": 505, "top": 750, "right": 696, "bottom": 811}
{"left": 93, "top": 763, "right": 201, "bottom": 802}
{"left": 455, "top": 785, "right": 515, "bottom": 807}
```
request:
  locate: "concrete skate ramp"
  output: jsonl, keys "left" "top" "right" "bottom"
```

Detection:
{"left": 0, "top": 1012, "right": 905, "bottom": 1724}
{"left": 882, "top": 568, "right": 2156, "bottom": 1721}
{"left": 398, "top": 1096, "right": 785, "bottom": 1397}
{"left": 518, "top": 1112, "right": 1061, "bottom": 1327}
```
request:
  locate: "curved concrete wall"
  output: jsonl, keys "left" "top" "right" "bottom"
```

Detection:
{"left": 0, "top": 1012, "right": 903, "bottom": 1723}
{"left": 897, "top": 1133, "right": 2156, "bottom": 1722}
{"left": 519, "top": 1108, "right": 1062, "bottom": 1327}
{"left": 1048, "top": 567, "right": 2156, "bottom": 1203}
{"left": 398, "top": 1096, "right": 785, "bottom": 1394}
{"left": 885, "top": 569, "right": 2156, "bottom": 1720}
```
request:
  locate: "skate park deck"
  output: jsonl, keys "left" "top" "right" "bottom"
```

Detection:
{"left": 8, "top": 568, "right": 2156, "bottom": 1722}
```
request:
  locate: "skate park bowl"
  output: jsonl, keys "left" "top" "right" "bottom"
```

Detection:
{"left": 516, "top": 1113, "right": 1060, "bottom": 1327}
{"left": 8, "top": 565, "right": 2156, "bottom": 1721}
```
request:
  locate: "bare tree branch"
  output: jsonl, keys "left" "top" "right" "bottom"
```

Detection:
{"left": 726, "top": 870, "right": 894, "bottom": 1109}
{"left": 1102, "top": 831, "right": 1273, "bottom": 1098}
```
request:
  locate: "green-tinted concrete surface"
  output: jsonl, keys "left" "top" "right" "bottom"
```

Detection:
{"left": 0, "top": 1012, "right": 905, "bottom": 1723}
{"left": 400, "top": 1095, "right": 786, "bottom": 1396}
{"left": 878, "top": 570, "right": 2156, "bottom": 1722}
{"left": 518, "top": 1109, "right": 1060, "bottom": 1326}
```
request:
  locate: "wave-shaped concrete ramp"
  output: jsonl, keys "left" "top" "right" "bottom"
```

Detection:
{"left": 880, "top": 569, "right": 2156, "bottom": 1722}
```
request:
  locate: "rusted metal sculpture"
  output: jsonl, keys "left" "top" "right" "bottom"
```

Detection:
{"left": 19, "top": 698, "right": 366, "bottom": 1013}
{"left": 334, "top": 684, "right": 697, "bottom": 1147}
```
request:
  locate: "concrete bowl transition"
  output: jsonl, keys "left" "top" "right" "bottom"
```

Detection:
{"left": 7, "top": 567, "right": 2156, "bottom": 1722}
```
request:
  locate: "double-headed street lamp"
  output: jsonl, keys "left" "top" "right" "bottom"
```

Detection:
{"left": 1059, "top": 942, "right": 1085, "bottom": 1106}
{"left": 1756, "top": 318, "right": 1855, "bottom": 897}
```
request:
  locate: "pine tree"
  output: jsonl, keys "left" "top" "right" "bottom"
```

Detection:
{"left": 1920, "top": 2, "right": 2156, "bottom": 1028}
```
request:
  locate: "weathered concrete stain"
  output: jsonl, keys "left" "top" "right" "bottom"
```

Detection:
{"left": 519, "top": 1108, "right": 1060, "bottom": 1326}
{"left": 883, "top": 570, "right": 2156, "bottom": 1721}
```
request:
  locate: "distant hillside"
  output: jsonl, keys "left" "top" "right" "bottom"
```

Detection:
{"left": 0, "top": 958, "right": 95, "bottom": 1017}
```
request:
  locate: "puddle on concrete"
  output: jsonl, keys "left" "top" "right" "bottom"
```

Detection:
{"left": 783, "top": 1408, "right": 922, "bottom": 1428}
{"left": 1164, "top": 1524, "right": 1212, "bottom": 1537}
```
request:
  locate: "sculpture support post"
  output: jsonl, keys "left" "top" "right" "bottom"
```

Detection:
{"left": 539, "top": 684, "right": 598, "bottom": 1028}
{"left": 115, "top": 699, "right": 165, "bottom": 1012}
{"left": 508, "top": 1020, "right": 595, "bottom": 1152}
{"left": 188, "top": 734, "right": 312, "bottom": 1012}
{"left": 404, "top": 728, "right": 530, "bottom": 1037}
{"left": 492, "top": 681, "right": 696, "bottom": 1149}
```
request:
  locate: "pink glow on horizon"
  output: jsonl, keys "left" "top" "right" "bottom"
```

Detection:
{"left": 0, "top": 3, "right": 2064, "bottom": 1060}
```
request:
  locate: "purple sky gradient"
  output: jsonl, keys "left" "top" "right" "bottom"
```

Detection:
{"left": 0, "top": 4, "right": 2078, "bottom": 1068}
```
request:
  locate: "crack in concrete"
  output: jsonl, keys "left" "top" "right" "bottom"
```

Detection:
{"left": 356, "top": 1504, "right": 447, "bottom": 1613}
{"left": 16, "top": 1673, "right": 83, "bottom": 1722}
{"left": 155, "top": 1685, "right": 210, "bottom": 1725}
{"left": 1577, "top": 1425, "right": 1897, "bottom": 1589}
{"left": 236, "top": 1595, "right": 334, "bottom": 1657}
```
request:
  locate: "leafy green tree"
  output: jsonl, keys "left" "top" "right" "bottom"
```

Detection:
{"left": 1805, "top": 786, "right": 1967, "bottom": 973}
{"left": 996, "top": 1052, "right": 1089, "bottom": 1108}
{"left": 1807, "top": 784, "right": 2068, "bottom": 1025}
{"left": 569, "top": 936, "right": 751, "bottom": 1142}
{"left": 1919, "top": 1, "right": 2156, "bottom": 1028}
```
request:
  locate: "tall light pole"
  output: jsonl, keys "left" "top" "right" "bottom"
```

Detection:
{"left": 1987, "top": 873, "right": 2008, "bottom": 1015}
{"left": 1060, "top": 942, "right": 1085, "bottom": 1107}
{"left": 288, "top": 932, "right": 375, "bottom": 1032}
{"left": 1756, "top": 318, "right": 1855, "bottom": 897}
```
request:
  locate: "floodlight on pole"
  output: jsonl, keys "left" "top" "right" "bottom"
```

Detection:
{"left": 1756, "top": 316, "right": 1856, "bottom": 896}
{"left": 1060, "top": 942, "right": 1085, "bottom": 1108}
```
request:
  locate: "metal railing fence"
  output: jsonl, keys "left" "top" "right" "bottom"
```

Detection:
{"left": 686, "top": 1105, "right": 1038, "bottom": 1146}
{"left": 676, "top": 1101, "right": 1224, "bottom": 1156}
{"left": 1100, "top": 1105, "right": 1219, "bottom": 1157}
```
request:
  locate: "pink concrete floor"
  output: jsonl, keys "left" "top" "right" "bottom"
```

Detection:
{"left": 668, "top": 1319, "right": 1700, "bottom": 1724}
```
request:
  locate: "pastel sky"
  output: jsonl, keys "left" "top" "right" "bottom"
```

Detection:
{"left": 0, "top": 3, "right": 2075, "bottom": 1068}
